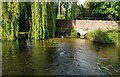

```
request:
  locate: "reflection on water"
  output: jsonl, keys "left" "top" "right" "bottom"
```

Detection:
{"left": 2, "top": 38, "right": 119, "bottom": 75}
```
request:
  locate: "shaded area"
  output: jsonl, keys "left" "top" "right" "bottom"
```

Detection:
{"left": 2, "top": 38, "right": 119, "bottom": 75}
{"left": 19, "top": 3, "right": 31, "bottom": 32}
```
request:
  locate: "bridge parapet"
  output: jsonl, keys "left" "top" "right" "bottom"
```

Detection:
{"left": 56, "top": 20, "right": 119, "bottom": 38}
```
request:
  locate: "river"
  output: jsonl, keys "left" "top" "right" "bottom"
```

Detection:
{"left": 2, "top": 38, "right": 119, "bottom": 75}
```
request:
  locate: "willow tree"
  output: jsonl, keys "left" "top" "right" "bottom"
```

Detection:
{"left": 46, "top": 2, "right": 57, "bottom": 38}
{"left": 29, "top": 2, "right": 57, "bottom": 39}
{"left": 0, "top": 1, "right": 1, "bottom": 21}
{"left": 0, "top": 1, "right": 2, "bottom": 39}
{"left": 30, "top": 2, "right": 48, "bottom": 39}
{"left": 2, "top": 2, "right": 20, "bottom": 40}
{"left": 41, "top": 2, "right": 47, "bottom": 39}
{"left": 29, "top": 2, "right": 42, "bottom": 39}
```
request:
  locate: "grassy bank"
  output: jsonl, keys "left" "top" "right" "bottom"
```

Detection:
{"left": 86, "top": 29, "right": 119, "bottom": 44}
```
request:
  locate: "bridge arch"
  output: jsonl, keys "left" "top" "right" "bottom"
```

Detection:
{"left": 77, "top": 32, "right": 81, "bottom": 38}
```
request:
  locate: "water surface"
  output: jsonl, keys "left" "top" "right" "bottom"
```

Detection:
{"left": 2, "top": 38, "right": 119, "bottom": 75}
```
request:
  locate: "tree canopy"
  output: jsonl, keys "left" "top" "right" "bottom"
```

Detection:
{"left": 78, "top": 1, "right": 120, "bottom": 20}
{"left": 1, "top": 1, "right": 120, "bottom": 40}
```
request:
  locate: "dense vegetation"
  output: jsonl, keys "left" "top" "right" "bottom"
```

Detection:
{"left": 86, "top": 29, "right": 118, "bottom": 44}
{"left": 78, "top": 1, "right": 120, "bottom": 20}
{"left": 1, "top": 2, "right": 80, "bottom": 40}
{"left": 0, "top": 1, "right": 1, "bottom": 40}
{"left": 30, "top": 2, "right": 57, "bottom": 39}
{"left": 1, "top": 1, "right": 120, "bottom": 40}
{"left": 2, "top": 2, "right": 20, "bottom": 40}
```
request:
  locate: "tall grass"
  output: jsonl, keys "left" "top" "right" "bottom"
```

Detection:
{"left": 86, "top": 29, "right": 118, "bottom": 44}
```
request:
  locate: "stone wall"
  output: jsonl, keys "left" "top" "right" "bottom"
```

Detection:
{"left": 75, "top": 20, "right": 118, "bottom": 30}
{"left": 56, "top": 20, "right": 119, "bottom": 29}
{"left": 56, "top": 20, "right": 119, "bottom": 34}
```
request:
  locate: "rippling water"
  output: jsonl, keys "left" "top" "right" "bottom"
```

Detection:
{"left": 2, "top": 38, "right": 119, "bottom": 75}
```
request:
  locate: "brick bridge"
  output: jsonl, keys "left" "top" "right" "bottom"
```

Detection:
{"left": 56, "top": 20, "right": 119, "bottom": 38}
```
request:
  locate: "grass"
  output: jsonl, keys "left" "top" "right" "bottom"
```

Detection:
{"left": 86, "top": 29, "right": 118, "bottom": 44}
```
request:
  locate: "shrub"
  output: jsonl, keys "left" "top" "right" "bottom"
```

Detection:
{"left": 63, "top": 28, "right": 78, "bottom": 37}
{"left": 86, "top": 29, "right": 118, "bottom": 44}
{"left": 70, "top": 29, "right": 78, "bottom": 37}
{"left": 107, "top": 31, "right": 118, "bottom": 44}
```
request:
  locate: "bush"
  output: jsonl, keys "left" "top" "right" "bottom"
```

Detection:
{"left": 86, "top": 29, "right": 118, "bottom": 44}
{"left": 0, "top": 26, "right": 2, "bottom": 40}
{"left": 63, "top": 28, "right": 78, "bottom": 37}
{"left": 70, "top": 29, "right": 78, "bottom": 37}
{"left": 107, "top": 31, "right": 118, "bottom": 44}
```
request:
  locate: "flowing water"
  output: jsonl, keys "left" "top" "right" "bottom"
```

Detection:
{"left": 2, "top": 38, "right": 119, "bottom": 75}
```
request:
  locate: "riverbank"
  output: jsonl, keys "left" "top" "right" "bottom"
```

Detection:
{"left": 85, "top": 29, "right": 119, "bottom": 45}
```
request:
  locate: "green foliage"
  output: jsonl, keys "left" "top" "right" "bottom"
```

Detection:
{"left": 62, "top": 28, "right": 78, "bottom": 37}
{"left": 70, "top": 29, "right": 78, "bottom": 37}
{"left": 30, "top": 2, "right": 42, "bottom": 39}
{"left": 0, "top": 26, "right": 2, "bottom": 40}
{"left": 0, "top": 1, "right": 2, "bottom": 21}
{"left": 107, "top": 31, "right": 118, "bottom": 44}
{"left": 93, "top": 2, "right": 119, "bottom": 16}
{"left": 29, "top": 2, "right": 57, "bottom": 39}
{"left": 47, "top": 2, "right": 57, "bottom": 38}
{"left": 57, "top": 2, "right": 66, "bottom": 19}
{"left": 86, "top": 29, "right": 118, "bottom": 44}
{"left": 2, "top": 2, "right": 20, "bottom": 40}
{"left": 70, "top": 2, "right": 79, "bottom": 19}
{"left": 80, "top": 2, "right": 120, "bottom": 19}
{"left": 57, "top": 2, "right": 79, "bottom": 20}
{"left": 0, "top": 1, "right": 1, "bottom": 40}
{"left": 2, "top": 2, "right": 57, "bottom": 40}
{"left": 57, "top": 14, "right": 65, "bottom": 19}
{"left": 65, "top": 2, "right": 69, "bottom": 20}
